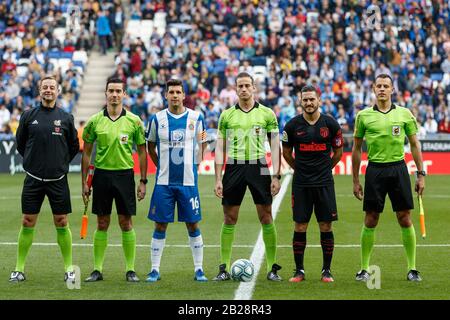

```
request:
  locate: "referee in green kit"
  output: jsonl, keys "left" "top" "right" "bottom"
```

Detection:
{"left": 81, "top": 77, "right": 148, "bottom": 282}
{"left": 352, "top": 73, "right": 425, "bottom": 282}
{"left": 213, "top": 72, "right": 282, "bottom": 281}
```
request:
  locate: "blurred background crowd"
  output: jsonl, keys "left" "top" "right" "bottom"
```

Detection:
{"left": 1, "top": 0, "right": 450, "bottom": 143}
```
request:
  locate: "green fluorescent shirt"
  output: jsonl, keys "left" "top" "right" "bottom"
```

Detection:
{"left": 354, "top": 104, "right": 418, "bottom": 163}
{"left": 83, "top": 108, "right": 146, "bottom": 170}
{"left": 218, "top": 102, "right": 279, "bottom": 160}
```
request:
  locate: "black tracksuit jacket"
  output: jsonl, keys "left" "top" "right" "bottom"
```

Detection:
{"left": 16, "top": 104, "right": 79, "bottom": 179}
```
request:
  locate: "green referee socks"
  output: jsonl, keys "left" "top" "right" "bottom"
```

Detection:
{"left": 360, "top": 226, "right": 375, "bottom": 271}
{"left": 15, "top": 226, "right": 35, "bottom": 272}
{"left": 401, "top": 226, "right": 416, "bottom": 271}
{"left": 56, "top": 226, "right": 73, "bottom": 272}
{"left": 262, "top": 223, "right": 277, "bottom": 272}
{"left": 220, "top": 224, "right": 235, "bottom": 271}
{"left": 122, "top": 229, "right": 136, "bottom": 272}
{"left": 93, "top": 230, "right": 108, "bottom": 272}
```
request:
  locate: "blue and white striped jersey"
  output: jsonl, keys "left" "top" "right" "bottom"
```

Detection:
{"left": 146, "top": 108, "right": 206, "bottom": 186}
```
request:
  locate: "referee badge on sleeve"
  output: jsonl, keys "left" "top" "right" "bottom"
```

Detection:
{"left": 392, "top": 126, "right": 401, "bottom": 136}
{"left": 282, "top": 131, "right": 288, "bottom": 142}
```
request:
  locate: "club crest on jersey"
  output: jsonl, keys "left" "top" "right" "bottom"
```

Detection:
{"left": 120, "top": 134, "right": 129, "bottom": 144}
{"left": 188, "top": 120, "right": 195, "bottom": 131}
{"left": 282, "top": 131, "right": 288, "bottom": 142}
{"left": 392, "top": 126, "right": 401, "bottom": 136}
{"left": 54, "top": 120, "right": 61, "bottom": 126}
{"left": 320, "top": 127, "right": 329, "bottom": 138}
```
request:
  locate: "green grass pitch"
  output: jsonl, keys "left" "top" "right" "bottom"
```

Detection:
{"left": 0, "top": 173, "right": 449, "bottom": 300}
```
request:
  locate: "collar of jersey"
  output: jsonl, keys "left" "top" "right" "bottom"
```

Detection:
{"left": 234, "top": 101, "right": 259, "bottom": 113}
{"left": 373, "top": 103, "right": 397, "bottom": 114}
{"left": 166, "top": 108, "right": 188, "bottom": 119}
{"left": 103, "top": 107, "right": 126, "bottom": 121}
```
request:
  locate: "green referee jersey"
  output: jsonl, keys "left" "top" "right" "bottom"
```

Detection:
{"left": 82, "top": 108, "right": 146, "bottom": 170}
{"left": 354, "top": 104, "right": 418, "bottom": 163}
{"left": 218, "top": 102, "right": 279, "bottom": 161}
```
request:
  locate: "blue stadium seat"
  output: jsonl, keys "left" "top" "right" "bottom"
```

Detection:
{"left": 47, "top": 51, "right": 61, "bottom": 59}
{"left": 60, "top": 52, "right": 73, "bottom": 59}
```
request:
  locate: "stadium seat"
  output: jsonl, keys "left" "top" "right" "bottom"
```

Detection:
{"left": 47, "top": 51, "right": 61, "bottom": 59}
{"left": 17, "top": 66, "right": 28, "bottom": 78}
{"left": 72, "top": 50, "right": 88, "bottom": 66}
{"left": 18, "top": 58, "right": 30, "bottom": 66}
{"left": 53, "top": 27, "right": 67, "bottom": 45}
{"left": 58, "top": 58, "right": 72, "bottom": 74}
{"left": 126, "top": 20, "right": 141, "bottom": 37}
{"left": 60, "top": 51, "right": 73, "bottom": 59}
{"left": 253, "top": 65, "right": 267, "bottom": 83}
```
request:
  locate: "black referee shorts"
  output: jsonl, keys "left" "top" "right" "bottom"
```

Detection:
{"left": 291, "top": 184, "right": 338, "bottom": 223}
{"left": 222, "top": 159, "right": 272, "bottom": 206}
{"left": 92, "top": 168, "right": 136, "bottom": 216}
{"left": 22, "top": 175, "right": 72, "bottom": 214}
{"left": 363, "top": 160, "right": 414, "bottom": 213}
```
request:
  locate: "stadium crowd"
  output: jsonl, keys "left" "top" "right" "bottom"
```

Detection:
{"left": 0, "top": 0, "right": 125, "bottom": 139}
{"left": 2, "top": 0, "right": 450, "bottom": 140}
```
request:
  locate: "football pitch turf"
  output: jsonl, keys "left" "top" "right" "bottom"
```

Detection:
{"left": 0, "top": 173, "right": 449, "bottom": 300}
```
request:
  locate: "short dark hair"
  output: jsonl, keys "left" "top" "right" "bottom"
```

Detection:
{"left": 165, "top": 78, "right": 184, "bottom": 93}
{"left": 105, "top": 77, "right": 126, "bottom": 91}
{"left": 374, "top": 73, "right": 393, "bottom": 86}
{"left": 300, "top": 85, "right": 319, "bottom": 97}
{"left": 39, "top": 75, "right": 57, "bottom": 88}
{"left": 235, "top": 72, "right": 254, "bottom": 85}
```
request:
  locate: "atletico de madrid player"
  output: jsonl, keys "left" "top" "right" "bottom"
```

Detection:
{"left": 282, "top": 85, "right": 343, "bottom": 283}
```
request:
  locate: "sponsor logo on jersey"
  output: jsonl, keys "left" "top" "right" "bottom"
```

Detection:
{"left": 32, "top": 120, "right": 39, "bottom": 125}
{"left": 282, "top": 131, "right": 288, "bottom": 142}
{"left": 299, "top": 143, "right": 327, "bottom": 151}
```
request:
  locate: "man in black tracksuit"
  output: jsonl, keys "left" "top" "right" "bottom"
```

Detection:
{"left": 9, "top": 76, "right": 79, "bottom": 284}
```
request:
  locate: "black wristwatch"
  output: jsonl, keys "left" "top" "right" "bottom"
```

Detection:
{"left": 273, "top": 174, "right": 282, "bottom": 180}
{"left": 140, "top": 178, "right": 148, "bottom": 185}
{"left": 416, "top": 170, "right": 426, "bottom": 177}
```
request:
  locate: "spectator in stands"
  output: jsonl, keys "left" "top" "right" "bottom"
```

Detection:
{"left": 96, "top": 10, "right": 112, "bottom": 55}
{"left": 438, "top": 115, "right": 450, "bottom": 134}
{"left": 424, "top": 114, "right": 438, "bottom": 134}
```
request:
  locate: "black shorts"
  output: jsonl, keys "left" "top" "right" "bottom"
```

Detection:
{"left": 291, "top": 184, "right": 338, "bottom": 223}
{"left": 222, "top": 160, "right": 272, "bottom": 206}
{"left": 363, "top": 160, "right": 414, "bottom": 213}
{"left": 92, "top": 168, "right": 136, "bottom": 216}
{"left": 22, "top": 175, "right": 72, "bottom": 214}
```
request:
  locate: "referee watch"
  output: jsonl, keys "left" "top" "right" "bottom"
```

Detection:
{"left": 273, "top": 174, "right": 282, "bottom": 180}
{"left": 140, "top": 178, "right": 148, "bottom": 185}
{"left": 416, "top": 170, "right": 426, "bottom": 177}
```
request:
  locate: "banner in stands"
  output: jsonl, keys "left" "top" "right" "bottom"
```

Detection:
{"left": 1, "top": 139, "right": 449, "bottom": 175}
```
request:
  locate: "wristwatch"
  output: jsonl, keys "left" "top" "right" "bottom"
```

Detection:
{"left": 273, "top": 174, "right": 282, "bottom": 180}
{"left": 416, "top": 170, "right": 426, "bottom": 177}
{"left": 140, "top": 178, "right": 148, "bottom": 184}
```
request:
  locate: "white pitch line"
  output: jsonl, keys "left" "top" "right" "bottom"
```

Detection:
{"left": 1, "top": 243, "right": 449, "bottom": 248}
{"left": 233, "top": 174, "right": 292, "bottom": 301}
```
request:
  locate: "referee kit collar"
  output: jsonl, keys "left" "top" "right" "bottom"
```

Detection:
{"left": 235, "top": 101, "right": 259, "bottom": 112}
{"left": 373, "top": 103, "right": 397, "bottom": 113}
{"left": 103, "top": 107, "right": 126, "bottom": 121}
